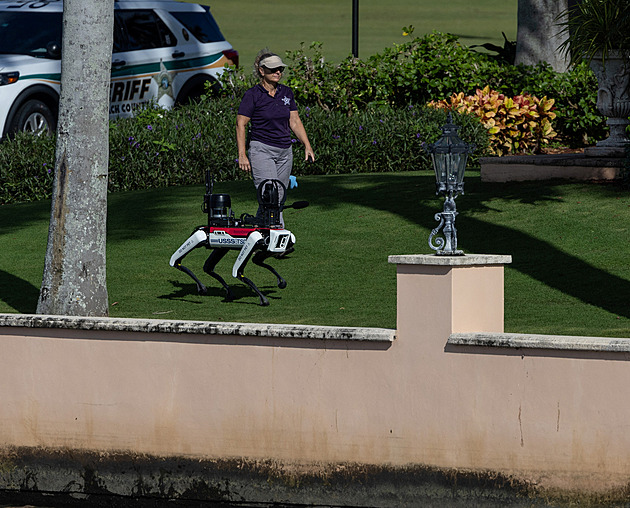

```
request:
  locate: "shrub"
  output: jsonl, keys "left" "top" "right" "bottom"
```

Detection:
{"left": 499, "top": 61, "right": 606, "bottom": 147}
{"left": 283, "top": 42, "right": 383, "bottom": 113}
{"left": 428, "top": 86, "right": 557, "bottom": 156}
{"left": 241, "top": 32, "right": 604, "bottom": 147}
{"left": 294, "top": 105, "right": 488, "bottom": 175}
{"left": 0, "top": 132, "right": 55, "bottom": 205}
{"left": 219, "top": 42, "right": 382, "bottom": 114}
{"left": 270, "top": 34, "right": 498, "bottom": 113}
{"left": 370, "top": 32, "right": 502, "bottom": 107}
{"left": 108, "top": 93, "right": 244, "bottom": 193}
{"left": 0, "top": 98, "right": 489, "bottom": 205}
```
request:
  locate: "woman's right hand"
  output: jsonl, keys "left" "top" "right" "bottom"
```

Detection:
{"left": 236, "top": 114, "right": 251, "bottom": 172}
{"left": 238, "top": 155, "right": 251, "bottom": 172}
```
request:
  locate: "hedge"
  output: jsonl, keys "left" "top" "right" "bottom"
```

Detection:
{"left": 0, "top": 98, "right": 489, "bottom": 205}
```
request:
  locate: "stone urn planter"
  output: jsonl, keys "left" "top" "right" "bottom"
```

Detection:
{"left": 557, "top": 0, "right": 630, "bottom": 158}
{"left": 585, "top": 51, "right": 630, "bottom": 157}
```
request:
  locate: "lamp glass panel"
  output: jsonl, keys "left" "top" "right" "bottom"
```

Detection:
{"left": 431, "top": 153, "right": 447, "bottom": 183}
{"left": 447, "top": 154, "right": 461, "bottom": 184}
{"left": 456, "top": 154, "right": 468, "bottom": 184}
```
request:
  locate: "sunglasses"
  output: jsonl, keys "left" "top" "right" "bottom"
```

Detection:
{"left": 263, "top": 66, "right": 285, "bottom": 74}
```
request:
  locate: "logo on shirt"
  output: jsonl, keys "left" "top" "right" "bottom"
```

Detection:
{"left": 282, "top": 96, "right": 291, "bottom": 106}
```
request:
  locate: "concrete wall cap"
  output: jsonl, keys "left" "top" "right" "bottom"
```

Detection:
{"left": 0, "top": 313, "right": 395, "bottom": 343}
{"left": 449, "top": 332, "right": 630, "bottom": 352}
{"left": 388, "top": 254, "right": 512, "bottom": 266}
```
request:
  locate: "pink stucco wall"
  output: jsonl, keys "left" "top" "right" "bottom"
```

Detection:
{"left": 1, "top": 254, "right": 629, "bottom": 494}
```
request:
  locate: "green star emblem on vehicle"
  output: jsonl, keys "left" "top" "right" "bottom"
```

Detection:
{"left": 153, "top": 61, "right": 175, "bottom": 102}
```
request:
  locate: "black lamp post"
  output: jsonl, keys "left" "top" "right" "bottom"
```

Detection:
{"left": 424, "top": 113, "right": 475, "bottom": 256}
{"left": 352, "top": 0, "right": 359, "bottom": 58}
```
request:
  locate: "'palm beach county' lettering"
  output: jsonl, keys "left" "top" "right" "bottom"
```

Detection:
{"left": 109, "top": 78, "right": 152, "bottom": 114}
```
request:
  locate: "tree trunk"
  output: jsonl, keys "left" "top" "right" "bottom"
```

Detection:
{"left": 515, "top": 0, "right": 570, "bottom": 72}
{"left": 37, "top": 0, "right": 114, "bottom": 316}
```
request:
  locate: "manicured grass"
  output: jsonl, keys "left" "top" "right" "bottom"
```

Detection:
{"left": 210, "top": 0, "right": 517, "bottom": 66}
{"left": 2, "top": 171, "right": 630, "bottom": 337}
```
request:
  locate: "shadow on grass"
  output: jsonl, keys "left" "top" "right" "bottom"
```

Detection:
{"left": 159, "top": 279, "right": 283, "bottom": 306}
{"left": 110, "top": 172, "right": 630, "bottom": 319}
{"left": 313, "top": 173, "right": 630, "bottom": 320}
{"left": 107, "top": 181, "right": 256, "bottom": 243}
{"left": 0, "top": 270, "right": 39, "bottom": 313}
{"left": 463, "top": 219, "right": 630, "bottom": 319}
{"left": 5, "top": 172, "right": 628, "bottom": 321}
{"left": 107, "top": 185, "right": 201, "bottom": 242}
{"left": 0, "top": 199, "right": 51, "bottom": 236}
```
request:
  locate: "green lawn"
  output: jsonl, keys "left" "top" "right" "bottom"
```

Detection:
{"left": 2, "top": 171, "right": 630, "bottom": 338}
{"left": 209, "top": 0, "right": 517, "bottom": 67}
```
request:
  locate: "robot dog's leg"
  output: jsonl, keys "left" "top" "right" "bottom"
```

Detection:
{"left": 177, "top": 265, "right": 208, "bottom": 295}
{"left": 170, "top": 229, "right": 209, "bottom": 295}
{"left": 202, "top": 248, "right": 235, "bottom": 301}
{"left": 252, "top": 251, "right": 287, "bottom": 290}
{"left": 232, "top": 232, "right": 269, "bottom": 306}
{"left": 238, "top": 270, "right": 269, "bottom": 307}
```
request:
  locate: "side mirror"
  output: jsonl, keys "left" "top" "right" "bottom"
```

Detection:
{"left": 46, "top": 42, "right": 61, "bottom": 59}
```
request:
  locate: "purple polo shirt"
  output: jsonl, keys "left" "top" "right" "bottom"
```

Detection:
{"left": 238, "top": 83, "right": 298, "bottom": 149}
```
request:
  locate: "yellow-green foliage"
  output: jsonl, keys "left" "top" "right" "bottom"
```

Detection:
{"left": 428, "top": 86, "right": 557, "bottom": 156}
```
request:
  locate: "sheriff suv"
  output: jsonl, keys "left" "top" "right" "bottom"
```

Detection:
{"left": 0, "top": 0, "right": 238, "bottom": 138}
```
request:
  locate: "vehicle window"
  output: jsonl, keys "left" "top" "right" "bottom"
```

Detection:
{"left": 168, "top": 11, "right": 225, "bottom": 43}
{"left": 0, "top": 12, "right": 62, "bottom": 58}
{"left": 114, "top": 10, "right": 176, "bottom": 52}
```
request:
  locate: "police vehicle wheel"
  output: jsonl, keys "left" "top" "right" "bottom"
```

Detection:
{"left": 176, "top": 79, "right": 220, "bottom": 106}
{"left": 11, "top": 99, "right": 55, "bottom": 136}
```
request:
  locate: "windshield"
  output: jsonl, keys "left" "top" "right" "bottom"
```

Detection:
{"left": 169, "top": 11, "right": 225, "bottom": 43}
{"left": 0, "top": 12, "right": 62, "bottom": 58}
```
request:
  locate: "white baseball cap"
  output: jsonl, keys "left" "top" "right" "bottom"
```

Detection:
{"left": 259, "top": 55, "right": 288, "bottom": 69}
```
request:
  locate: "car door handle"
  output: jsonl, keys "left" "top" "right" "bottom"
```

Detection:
{"left": 112, "top": 59, "right": 126, "bottom": 67}
{"left": 172, "top": 51, "right": 185, "bottom": 58}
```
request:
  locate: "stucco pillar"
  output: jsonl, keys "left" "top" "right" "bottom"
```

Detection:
{"left": 388, "top": 254, "right": 512, "bottom": 337}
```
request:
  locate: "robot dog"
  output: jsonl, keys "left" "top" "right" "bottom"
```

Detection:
{"left": 169, "top": 172, "right": 308, "bottom": 306}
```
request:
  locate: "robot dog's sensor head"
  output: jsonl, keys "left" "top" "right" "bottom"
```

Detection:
{"left": 209, "top": 193, "right": 231, "bottom": 219}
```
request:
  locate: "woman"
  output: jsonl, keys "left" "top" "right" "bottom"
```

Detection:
{"left": 236, "top": 50, "right": 314, "bottom": 224}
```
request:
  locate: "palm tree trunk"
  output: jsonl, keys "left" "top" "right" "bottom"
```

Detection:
{"left": 515, "top": 0, "right": 570, "bottom": 72}
{"left": 37, "top": 0, "right": 114, "bottom": 316}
